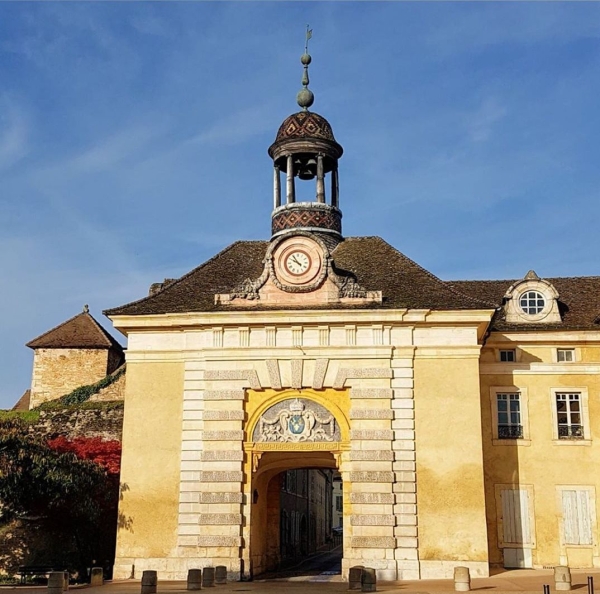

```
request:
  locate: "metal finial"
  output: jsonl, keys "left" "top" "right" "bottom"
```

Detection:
{"left": 83, "top": 304, "right": 89, "bottom": 313}
{"left": 297, "top": 25, "right": 314, "bottom": 111}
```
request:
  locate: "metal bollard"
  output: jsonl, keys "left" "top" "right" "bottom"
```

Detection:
{"left": 215, "top": 567, "right": 227, "bottom": 585}
{"left": 555, "top": 566, "right": 572, "bottom": 591}
{"left": 202, "top": 567, "right": 215, "bottom": 588}
{"left": 361, "top": 567, "right": 377, "bottom": 593}
{"left": 589, "top": 577, "right": 595, "bottom": 594}
{"left": 543, "top": 585, "right": 550, "bottom": 594}
{"left": 90, "top": 568, "right": 104, "bottom": 587}
{"left": 141, "top": 570, "right": 157, "bottom": 594}
{"left": 454, "top": 567, "right": 471, "bottom": 592}
{"left": 349, "top": 566, "right": 364, "bottom": 591}
{"left": 48, "top": 572, "right": 65, "bottom": 594}
{"left": 187, "top": 569, "right": 202, "bottom": 591}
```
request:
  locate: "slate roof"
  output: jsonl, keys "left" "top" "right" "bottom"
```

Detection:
{"left": 27, "top": 311, "right": 124, "bottom": 350}
{"left": 449, "top": 277, "right": 600, "bottom": 331}
{"left": 104, "top": 237, "right": 494, "bottom": 317}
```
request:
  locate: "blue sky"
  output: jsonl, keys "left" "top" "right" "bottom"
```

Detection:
{"left": 2, "top": 2, "right": 600, "bottom": 408}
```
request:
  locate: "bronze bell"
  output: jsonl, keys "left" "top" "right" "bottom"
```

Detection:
{"left": 297, "top": 156, "right": 318, "bottom": 180}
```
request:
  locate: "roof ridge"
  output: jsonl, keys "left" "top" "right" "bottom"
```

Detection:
{"left": 26, "top": 310, "right": 121, "bottom": 349}
{"left": 104, "top": 240, "right": 270, "bottom": 316}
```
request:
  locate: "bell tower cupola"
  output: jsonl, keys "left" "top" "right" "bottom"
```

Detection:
{"left": 268, "top": 28, "right": 344, "bottom": 241}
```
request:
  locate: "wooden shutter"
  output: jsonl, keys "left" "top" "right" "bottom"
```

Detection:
{"left": 562, "top": 489, "right": 593, "bottom": 545}
{"left": 502, "top": 489, "right": 531, "bottom": 545}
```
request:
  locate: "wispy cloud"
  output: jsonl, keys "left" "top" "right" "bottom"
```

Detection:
{"left": 0, "top": 96, "right": 28, "bottom": 171}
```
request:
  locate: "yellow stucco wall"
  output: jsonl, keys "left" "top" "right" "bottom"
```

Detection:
{"left": 414, "top": 356, "right": 489, "bottom": 564}
{"left": 115, "top": 360, "right": 184, "bottom": 567}
{"left": 480, "top": 340, "right": 600, "bottom": 569}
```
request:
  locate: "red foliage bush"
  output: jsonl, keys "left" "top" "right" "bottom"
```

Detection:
{"left": 47, "top": 436, "right": 121, "bottom": 475}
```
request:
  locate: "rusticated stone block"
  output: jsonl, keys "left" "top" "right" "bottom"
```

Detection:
{"left": 197, "top": 536, "right": 241, "bottom": 547}
{"left": 199, "top": 471, "right": 243, "bottom": 482}
{"left": 90, "top": 568, "right": 103, "bottom": 587}
{"left": 198, "top": 513, "right": 242, "bottom": 525}
{"left": 200, "top": 450, "right": 244, "bottom": 461}
{"left": 350, "top": 409, "right": 394, "bottom": 420}
{"left": 312, "top": 359, "right": 328, "bottom": 389}
{"left": 204, "top": 370, "right": 261, "bottom": 390}
{"left": 351, "top": 536, "right": 396, "bottom": 549}
{"left": 199, "top": 492, "right": 244, "bottom": 504}
{"left": 203, "top": 431, "right": 244, "bottom": 441}
{"left": 350, "top": 492, "right": 395, "bottom": 504}
{"left": 351, "top": 514, "right": 395, "bottom": 526}
{"left": 204, "top": 390, "right": 245, "bottom": 400}
{"left": 266, "top": 360, "right": 282, "bottom": 390}
{"left": 350, "top": 451, "right": 394, "bottom": 461}
{"left": 350, "top": 430, "right": 394, "bottom": 441}
{"left": 203, "top": 410, "right": 245, "bottom": 421}
{"left": 349, "top": 471, "right": 394, "bottom": 483}
{"left": 334, "top": 368, "right": 393, "bottom": 389}
{"left": 351, "top": 388, "right": 393, "bottom": 399}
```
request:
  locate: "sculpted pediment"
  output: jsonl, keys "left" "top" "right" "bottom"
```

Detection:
{"left": 215, "top": 232, "right": 382, "bottom": 307}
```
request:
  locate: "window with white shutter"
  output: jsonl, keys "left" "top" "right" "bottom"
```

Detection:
{"left": 562, "top": 489, "right": 593, "bottom": 545}
{"left": 501, "top": 488, "right": 532, "bottom": 545}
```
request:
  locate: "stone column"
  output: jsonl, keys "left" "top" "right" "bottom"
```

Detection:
{"left": 286, "top": 155, "right": 295, "bottom": 204}
{"left": 273, "top": 165, "right": 281, "bottom": 209}
{"left": 316, "top": 155, "right": 325, "bottom": 203}
{"left": 331, "top": 165, "right": 339, "bottom": 208}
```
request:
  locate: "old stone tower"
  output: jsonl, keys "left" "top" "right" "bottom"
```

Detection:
{"left": 26, "top": 306, "right": 124, "bottom": 409}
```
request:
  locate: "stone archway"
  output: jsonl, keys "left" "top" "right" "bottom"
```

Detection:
{"left": 243, "top": 393, "right": 350, "bottom": 578}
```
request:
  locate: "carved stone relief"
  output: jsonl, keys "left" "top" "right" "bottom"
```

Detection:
{"left": 252, "top": 398, "right": 340, "bottom": 443}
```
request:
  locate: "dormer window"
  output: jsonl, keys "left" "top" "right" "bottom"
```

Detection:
{"left": 519, "top": 291, "right": 545, "bottom": 315}
{"left": 503, "top": 270, "right": 561, "bottom": 324}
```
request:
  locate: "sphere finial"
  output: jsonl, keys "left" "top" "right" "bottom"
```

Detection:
{"left": 297, "top": 25, "right": 314, "bottom": 111}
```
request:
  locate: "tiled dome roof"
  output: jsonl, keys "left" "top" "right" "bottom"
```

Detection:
{"left": 275, "top": 111, "right": 336, "bottom": 143}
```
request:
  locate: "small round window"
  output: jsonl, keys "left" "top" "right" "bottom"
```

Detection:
{"left": 519, "top": 291, "right": 546, "bottom": 315}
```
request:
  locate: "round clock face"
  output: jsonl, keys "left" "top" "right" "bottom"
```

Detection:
{"left": 285, "top": 251, "right": 311, "bottom": 275}
{"left": 274, "top": 237, "right": 324, "bottom": 288}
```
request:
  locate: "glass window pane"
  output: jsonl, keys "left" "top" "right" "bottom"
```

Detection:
{"left": 498, "top": 412, "right": 508, "bottom": 424}
{"left": 498, "top": 400, "right": 507, "bottom": 412}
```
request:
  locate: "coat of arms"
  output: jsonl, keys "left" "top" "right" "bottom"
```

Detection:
{"left": 254, "top": 398, "right": 338, "bottom": 442}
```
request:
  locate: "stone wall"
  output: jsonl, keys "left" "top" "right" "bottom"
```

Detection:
{"left": 30, "top": 348, "right": 109, "bottom": 408}
{"left": 29, "top": 405, "right": 123, "bottom": 441}
{"left": 89, "top": 369, "right": 126, "bottom": 403}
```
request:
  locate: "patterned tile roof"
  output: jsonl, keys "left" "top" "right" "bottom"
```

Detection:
{"left": 449, "top": 277, "right": 600, "bottom": 331}
{"left": 275, "top": 111, "right": 337, "bottom": 142}
{"left": 104, "top": 237, "right": 493, "bottom": 317}
{"left": 27, "top": 311, "right": 124, "bottom": 350}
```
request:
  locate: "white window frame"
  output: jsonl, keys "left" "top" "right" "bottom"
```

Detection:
{"left": 557, "top": 348, "right": 575, "bottom": 363}
{"left": 552, "top": 347, "right": 580, "bottom": 364}
{"left": 490, "top": 387, "right": 530, "bottom": 445}
{"left": 494, "top": 484, "right": 536, "bottom": 549}
{"left": 550, "top": 388, "right": 591, "bottom": 445}
{"left": 498, "top": 349, "right": 517, "bottom": 363}
{"left": 556, "top": 486, "right": 597, "bottom": 549}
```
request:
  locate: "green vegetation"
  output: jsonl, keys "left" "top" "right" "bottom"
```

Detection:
{"left": 37, "top": 366, "right": 125, "bottom": 410}
{"left": 0, "top": 410, "right": 40, "bottom": 423}
{"left": 0, "top": 417, "right": 119, "bottom": 576}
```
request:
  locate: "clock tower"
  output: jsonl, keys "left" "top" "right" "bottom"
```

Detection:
{"left": 268, "top": 43, "right": 344, "bottom": 244}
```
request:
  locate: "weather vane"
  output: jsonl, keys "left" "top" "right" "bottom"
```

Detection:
{"left": 305, "top": 24, "right": 312, "bottom": 53}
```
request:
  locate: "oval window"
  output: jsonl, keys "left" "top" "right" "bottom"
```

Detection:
{"left": 519, "top": 291, "right": 546, "bottom": 315}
